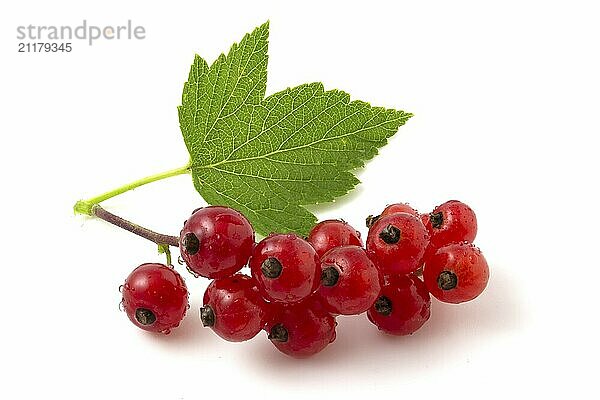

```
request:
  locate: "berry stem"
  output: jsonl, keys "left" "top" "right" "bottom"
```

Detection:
{"left": 91, "top": 204, "right": 179, "bottom": 247}
{"left": 73, "top": 164, "right": 191, "bottom": 216}
{"left": 158, "top": 244, "right": 173, "bottom": 266}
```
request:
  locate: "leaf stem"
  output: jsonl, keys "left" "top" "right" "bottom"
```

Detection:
{"left": 73, "top": 164, "right": 191, "bottom": 215}
{"left": 91, "top": 205, "right": 180, "bottom": 247}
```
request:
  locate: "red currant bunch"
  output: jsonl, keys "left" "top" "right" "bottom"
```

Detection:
{"left": 118, "top": 200, "right": 489, "bottom": 358}
{"left": 362, "top": 200, "right": 489, "bottom": 334}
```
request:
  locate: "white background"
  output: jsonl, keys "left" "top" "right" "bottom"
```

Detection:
{"left": 1, "top": 0, "right": 598, "bottom": 398}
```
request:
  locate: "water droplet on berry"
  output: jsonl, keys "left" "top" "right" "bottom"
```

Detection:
{"left": 118, "top": 300, "right": 124, "bottom": 311}
{"left": 177, "top": 256, "right": 184, "bottom": 265}
{"left": 118, "top": 285, "right": 124, "bottom": 293}
{"left": 186, "top": 265, "right": 200, "bottom": 278}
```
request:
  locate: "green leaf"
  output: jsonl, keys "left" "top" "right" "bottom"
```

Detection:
{"left": 178, "top": 21, "right": 412, "bottom": 236}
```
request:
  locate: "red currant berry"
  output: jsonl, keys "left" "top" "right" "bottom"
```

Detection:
{"left": 179, "top": 206, "right": 255, "bottom": 279}
{"left": 200, "top": 274, "right": 270, "bottom": 342}
{"left": 317, "top": 246, "right": 382, "bottom": 315}
{"left": 121, "top": 263, "right": 188, "bottom": 334}
{"left": 423, "top": 242, "right": 489, "bottom": 304}
{"left": 249, "top": 234, "right": 320, "bottom": 303}
{"left": 366, "top": 213, "right": 430, "bottom": 275}
{"left": 367, "top": 274, "right": 431, "bottom": 336}
{"left": 266, "top": 297, "right": 337, "bottom": 358}
{"left": 381, "top": 203, "right": 419, "bottom": 218}
{"left": 366, "top": 203, "right": 419, "bottom": 228}
{"left": 423, "top": 200, "right": 477, "bottom": 249}
{"left": 307, "top": 219, "right": 362, "bottom": 258}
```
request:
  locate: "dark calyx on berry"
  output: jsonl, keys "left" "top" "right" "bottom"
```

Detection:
{"left": 268, "top": 323, "right": 289, "bottom": 342}
{"left": 437, "top": 271, "right": 458, "bottom": 290}
{"left": 135, "top": 308, "right": 157, "bottom": 326}
{"left": 200, "top": 305, "right": 216, "bottom": 327}
{"left": 261, "top": 257, "right": 283, "bottom": 278}
{"left": 321, "top": 266, "right": 340, "bottom": 287}
{"left": 379, "top": 224, "right": 401, "bottom": 244}
{"left": 365, "top": 214, "right": 380, "bottom": 228}
{"left": 182, "top": 232, "right": 200, "bottom": 255}
{"left": 429, "top": 212, "right": 444, "bottom": 229}
{"left": 374, "top": 296, "right": 393, "bottom": 316}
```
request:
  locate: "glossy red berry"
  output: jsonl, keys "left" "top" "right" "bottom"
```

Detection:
{"left": 249, "top": 234, "right": 320, "bottom": 303}
{"left": 423, "top": 242, "right": 489, "bottom": 304}
{"left": 366, "top": 203, "right": 420, "bottom": 228}
{"left": 266, "top": 297, "right": 337, "bottom": 358}
{"left": 381, "top": 203, "right": 419, "bottom": 218}
{"left": 179, "top": 206, "right": 255, "bottom": 279}
{"left": 307, "top": 219, "right": 362, "bottom": 257}
{"left": 121, "top": 263, "right": 188, "bottom": 334}
{"left": 200, "top": 274, "right": 270, "bottom": 342}
{"left": 367, "top": 274, "right": 431, "bottom": 335}
{"left": 423, "top": 200, "right": 477, "bottom": 249}
{"left": 317, "top": 246, "right": 382, "bottom": 315}
{"left": 366, "top": 213, "right": 430, "bottom": 275}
